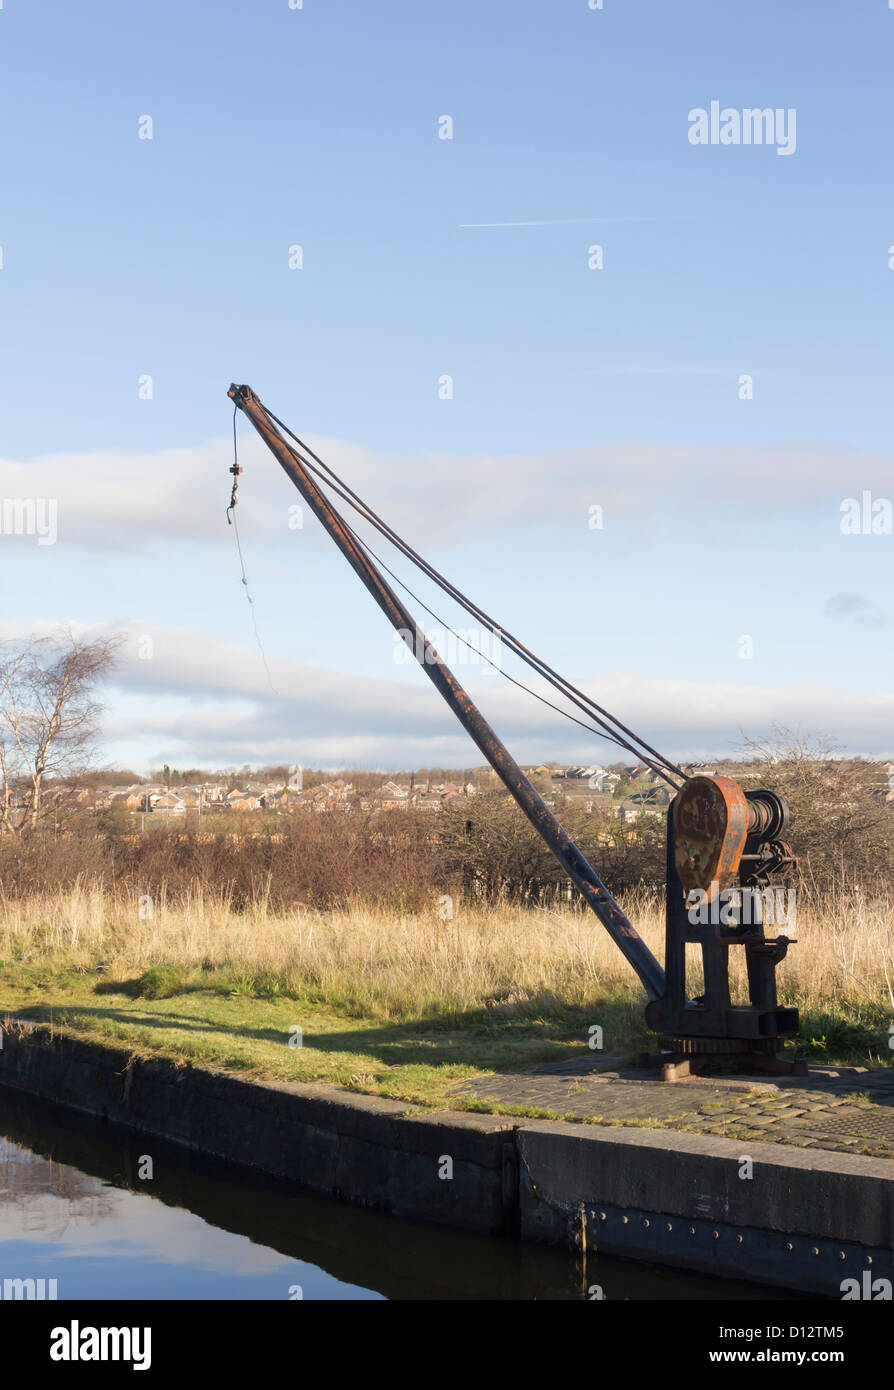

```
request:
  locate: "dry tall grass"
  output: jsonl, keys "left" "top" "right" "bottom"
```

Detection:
{"left": 1, "top": 885, "right": 892, "bottom": 1029}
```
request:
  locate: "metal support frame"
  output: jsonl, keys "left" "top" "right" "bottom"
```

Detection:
{"left": 642, "top": 797, "right": 805, "bottom": 1078}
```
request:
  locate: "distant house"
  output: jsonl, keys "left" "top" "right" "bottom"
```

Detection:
{"left": 870, "top": 764, "right": 894, "bottom": 803}
{"left": 153, "top": 792, "right": 186, "bottom": 815}
{"left": 194, "top": 784, "right": 225, "bottom": 803}
{"left": 585, "top": 768, "right": 621, "bottom": 793}
{"left": 305, "top": 785, "right": 341, "bottom": 812}
{"left": 631, "top": 786, "right": 672, "bottom": 808}
{"left": 618, "top": 786, "right": 671, "bottom": 822}
{"left": 228, "top": 795, "right": 261, "bottom": 812}
{"left": 103, "top": 785, "right": 150, "bottom": 812}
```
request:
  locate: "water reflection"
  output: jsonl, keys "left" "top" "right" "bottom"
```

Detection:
{"left": 0, "top": 1089, "right": 792, "bottom": 1300}
{"left": 0, "top": 1137, "right": 121, "bottom": 1238}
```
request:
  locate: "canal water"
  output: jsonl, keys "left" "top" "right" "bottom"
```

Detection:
{"left": 0, "top": 1089, "right": 792, "bottom": 1300}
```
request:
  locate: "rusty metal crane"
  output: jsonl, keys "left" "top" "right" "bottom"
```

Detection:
{"left": 228, "top": 384, "right": 805, "bottom": 1080}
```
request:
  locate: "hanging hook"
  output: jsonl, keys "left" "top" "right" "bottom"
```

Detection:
{"left": 227, "top": 402, "right": 242, "bottom": 523}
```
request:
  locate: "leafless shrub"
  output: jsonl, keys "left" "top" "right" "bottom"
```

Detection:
{"left": 0, "top": 629, "right": 122, "bottom": 834}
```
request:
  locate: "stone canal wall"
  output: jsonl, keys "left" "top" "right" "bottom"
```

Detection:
{"left": 1, "top": 1020, "right": 891, "bottom": 1296}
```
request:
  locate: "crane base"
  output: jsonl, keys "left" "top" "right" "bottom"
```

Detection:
{"left": 634, "top": 1045, "right": 808, "bottom": 1083}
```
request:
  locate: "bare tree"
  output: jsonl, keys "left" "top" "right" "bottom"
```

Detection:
{"left": 0, "top": 630, "right": 122, "bottom": 833}
{"left": 737, "top": 723, "right": 891, "bottom": 894}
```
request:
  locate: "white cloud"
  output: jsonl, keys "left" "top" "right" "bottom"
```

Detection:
{"left": 17, "top": 619, "right": 886, "bottom": 768}
{"left": 1, "top": 434, "right": 890, "bottom": 553}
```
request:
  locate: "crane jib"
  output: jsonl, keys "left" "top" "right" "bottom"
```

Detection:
{"left": 227, "top": 383, "right": 667, "bottom": 1002}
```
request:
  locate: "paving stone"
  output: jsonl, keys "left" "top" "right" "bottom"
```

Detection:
{"left": 449, "top": 1057, "right": 894, "bottom": 1159}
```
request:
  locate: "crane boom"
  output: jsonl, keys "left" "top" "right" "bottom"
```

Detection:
{"left": 228, "top": 383, "right": 666, "bottom": 1000}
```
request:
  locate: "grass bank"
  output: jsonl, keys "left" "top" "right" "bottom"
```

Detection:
{"left": 0, "top": 888, "right": 891, "bottom": 1111}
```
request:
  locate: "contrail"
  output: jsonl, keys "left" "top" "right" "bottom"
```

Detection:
{"left": 601, "top": 366, "right": 743, "bottom": 376}
{"left": 459, "top": 216, "right": 663, "bottom": 227}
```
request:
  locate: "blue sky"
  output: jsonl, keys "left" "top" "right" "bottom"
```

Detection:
{"left": 1, "top": 0, "right": 891, "bottom": 771}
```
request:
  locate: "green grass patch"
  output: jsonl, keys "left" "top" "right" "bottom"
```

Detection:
{"left": 0, "top": 965, "right": 886, "bottom": 1116}
{"left": 795, "top": 1001, "right": 893, "bottom": 1067}
{"left": 0, "top": 966, "right": 637, "bottom": 1109}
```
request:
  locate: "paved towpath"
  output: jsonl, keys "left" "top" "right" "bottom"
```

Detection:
{"left": 451, "top": 1057, "right": 894, "bottom": 1159}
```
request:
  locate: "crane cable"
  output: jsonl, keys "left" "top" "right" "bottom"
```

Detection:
{"left": 226, "top": 404, "right": 280, "bottom": 697}
{"left": 263, "top": 403, "right": 683, "bottom": 787}
{"left": 341, "top": 514, "right": 652, "bottom": 763}
{"left": 259, "top": 404, "right": 685, "bottom": 789}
